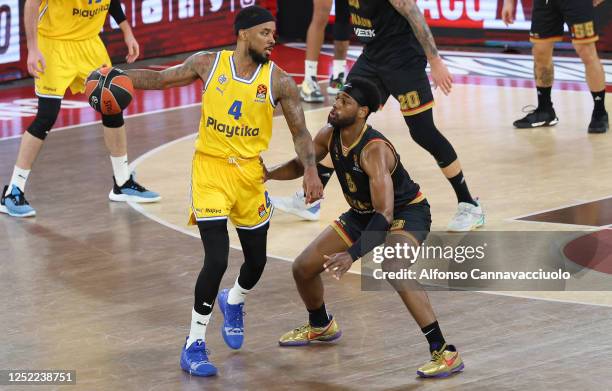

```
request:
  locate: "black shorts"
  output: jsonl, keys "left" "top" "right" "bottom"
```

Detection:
{"left": 347, "top": 53, "right": 433, "bottom": 117}
{"left": 332, "top": 200, "right": 431, "bottom": 247}
{"left": 530, "top": 0, "right": 598, "bottom": 44}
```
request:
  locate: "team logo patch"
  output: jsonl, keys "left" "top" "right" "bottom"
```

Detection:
{"left": 258, "top": 204, "right": 266, "bottom": 218}
{"left": 391, "top": 219, "right": 405, "bottom": 230}
{"left": 256, "top": 84, "right": 267, "bottom": 100}
{"left": 218, "top": 74, "right": 228, "bottom": 85}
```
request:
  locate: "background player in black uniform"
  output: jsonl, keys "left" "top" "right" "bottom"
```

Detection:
{"left": 265, "top": 79, "right": 464, "bottom": 379}
{"left": 503, "top": 0, "right": 608, "bottom": 133}
{"left": 273, "top": 0, "right": 484, "bottom": 232}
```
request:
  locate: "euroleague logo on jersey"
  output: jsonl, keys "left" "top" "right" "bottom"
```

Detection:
{"left": 256, "top": 84, "right": 267, "bottom": 100}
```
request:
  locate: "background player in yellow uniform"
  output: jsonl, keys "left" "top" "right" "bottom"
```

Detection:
{"left": 0, "top": 0, "right": 159, "bottom": 218}
{"left": 123, "top": 6, "right": 323, "bottom": 377}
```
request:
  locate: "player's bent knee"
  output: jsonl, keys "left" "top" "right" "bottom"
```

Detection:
{"left": 26, "top": 97, "right": 62, "bottom": 140}
{"left": 102, "top": 112, "right": 125, "bottom": 128}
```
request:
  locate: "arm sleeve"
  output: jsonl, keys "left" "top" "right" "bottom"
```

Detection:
{"left": 109, "top": 0, "right": 126, "bottom": 25}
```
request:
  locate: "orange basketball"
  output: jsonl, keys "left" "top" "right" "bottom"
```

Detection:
{"left": 86, "top": 66, "right": 134, "bottom": 115}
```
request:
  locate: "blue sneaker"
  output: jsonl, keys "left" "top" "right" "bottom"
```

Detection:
{"left": 217, "top": 288, "right": 244, "bottom": 349}
{"left": 180, "top": 338, "right": 217, "bottom": 377}
{"left": 0, "top": 185, "right": 36, "bottom": 217}
{"left": 108, "top": 175, "right": 161, "bottom": 203}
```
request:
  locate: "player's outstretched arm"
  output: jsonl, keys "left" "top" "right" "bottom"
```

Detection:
{"left": 266, "top": 124, "right": 332, "bottom": 181}
{"left": 125, "top": 51, "right": 216, "bottom": 90}
{"left": 388, "top": 0, "right": 453, "bottom": 95}
{"left": 274, "top": 67, "right": 324, "bottom": 202}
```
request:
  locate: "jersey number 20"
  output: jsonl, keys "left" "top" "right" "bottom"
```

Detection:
{"left": 228, "top": 100, "right": 243, "bottom": 120}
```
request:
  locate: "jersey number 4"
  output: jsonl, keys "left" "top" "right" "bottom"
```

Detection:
{"left": 228, "top": 100, "right": 243, "bottom": 120}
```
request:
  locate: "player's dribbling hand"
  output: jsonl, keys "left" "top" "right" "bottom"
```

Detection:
{"left": 323, "top": 252, "right": 353, "bottom": 280}
{"left": 303, "top": 166, "right": 323, "bottom": 204}
{"left": 501, "top": 1, "right": 515, "bottom": 25}
{"left": 27, "top": 48, "right": 46, "bottom": 78}
{"left": 429, "top": 56, "right": 453, "bottom": 96}
{"left": 124, "top": 33, "right": 140, "bottom": 64}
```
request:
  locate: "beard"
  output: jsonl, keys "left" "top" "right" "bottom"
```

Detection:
{"left": 248, "top": 48, "right": 269, "bottom": 65}
{"left": 329, "top": 115, "right": 354, "bottom": 129}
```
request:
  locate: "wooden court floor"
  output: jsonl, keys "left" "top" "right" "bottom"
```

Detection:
{"left": 1, "top": 81, "right": 612, "bottom": 390}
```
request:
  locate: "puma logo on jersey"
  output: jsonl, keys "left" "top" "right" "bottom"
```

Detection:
{"left": 206, "top": 116, "right": 260, "bottom": 137}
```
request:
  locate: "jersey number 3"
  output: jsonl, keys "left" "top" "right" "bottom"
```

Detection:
{"left": 228, "top": 100, "right": 243, "bottom": 120}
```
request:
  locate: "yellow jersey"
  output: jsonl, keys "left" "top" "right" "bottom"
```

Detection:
{"left": 38, "top": 0, "right": 111, "bottom": 40}
{"left": 196, "top": 50, "right": 276, "bottom": 159}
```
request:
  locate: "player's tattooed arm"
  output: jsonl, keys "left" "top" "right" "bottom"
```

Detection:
{"left": 274, "top": 68, "right": 316, "bottom": 167}
{"left": 126, "top": 51, "right": 217, "bottom": 90}
{"left": 273, "top": 67, "right": 324, "bottom": 202}
{"left": 388, "top": 0, "right": 454, "bottom": 94}
{"left": 388, "top": 0, "right": 439, "bottom": 59}
{"left": 266, "top": 124, "right": 332, "bottom": 181}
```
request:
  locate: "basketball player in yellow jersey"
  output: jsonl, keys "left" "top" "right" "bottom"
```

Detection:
{"left": 0, "top": 0, "right": 159, "bottom": 219}
{"left": 123, "top": 6, "right": 323, "bottom": 377}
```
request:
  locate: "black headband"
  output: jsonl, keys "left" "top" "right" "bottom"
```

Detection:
{"left": 340, "top": 83, "right": 378, "bottom": 114}
{"left": 234, "top": 6, "right": 275, "bottom": 35}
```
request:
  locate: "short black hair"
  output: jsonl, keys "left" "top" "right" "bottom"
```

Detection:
{"left": 340, "top": 77, "right": 381, "bottom": 117}
{"left": 234, "top": 6, "right": 275, "bottom": 35}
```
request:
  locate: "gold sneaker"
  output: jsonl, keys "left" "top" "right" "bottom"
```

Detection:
{"left": 417, "top": 344, "right": 464, "bottom": 378}
{"left": 278, "top": 317, "right": 342, "bottom": 346}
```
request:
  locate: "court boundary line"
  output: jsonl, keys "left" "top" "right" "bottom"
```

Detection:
{"left": 507, "top": 194, "right": 612, "bottom": 229}
{"left": 126, "top": 105, "right": 612, "bottom": 309}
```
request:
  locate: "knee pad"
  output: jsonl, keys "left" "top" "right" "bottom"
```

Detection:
{"left": 26, "top": 97, "right": 61, "bottom": 140}
{"left": 102, "top": 112, "right": 124, "bottom": 128}
{"left": 404, "top": 111, "right": 457, "bottom": 168}
{"left": 236, "top": 223, "right": 269, "bottom": 290}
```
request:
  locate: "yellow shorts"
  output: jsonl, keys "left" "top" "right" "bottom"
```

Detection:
{"left": 35, "top": 35, "right": 111, "bottom": 99}
{"left": 188, "top": 152, "right": 273, "bottom": 229}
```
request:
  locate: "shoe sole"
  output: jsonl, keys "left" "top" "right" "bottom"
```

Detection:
{"left": 299, "top": 90, "right": 324, "bottom": 103}
{"left": 108, "top": 192, "right": 161, "bottom": 203}
{"left": 218, "top": 290, "right": 244, "bottom": 350}
{"left": 514, "top": 118, "right": 559, "bottom": 129}
{"left": 271, "top": 204, "right": 320, "bottom": 221}
{"left": 180, "top": 359, "right": 217, "bottom": 377}
{"left": 588, "top": 125, "right": 609, "bottom": 134}
{"left": 447, "top": 216, "right": 485, "bottom": 233}
{"left": 278, "top": 330, "right": 342, "bottom": 347}
{"left": 0, "top": 204, "right": 36, "bottom": 217}
{"left": 417, "top": 362, "right": 464, "bottom": 378}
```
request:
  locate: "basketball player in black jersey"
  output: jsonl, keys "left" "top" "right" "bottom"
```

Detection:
{"left": 265, "top": 79, "right": 464, "bottom": 378}
{"left": 272, "top": 0, "right": 484, "bottom": 232}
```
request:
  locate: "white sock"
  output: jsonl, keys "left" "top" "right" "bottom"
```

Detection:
{"left": 333, "top": 60, "right": 346, "bottom": 79}
{"left": 7, "top": 166, "right": 31, "bottom": 195}
{"left": 187, "top": 308, "right": 211, "bottom": 347}
{"left": 110, "top": 155, "right": 130, "bottom": 186}
{"left": 227, "top": 279, "right": 250, "bottom": 305}
{"left": 305, "top": 60, "right": 318, "bottom": 81}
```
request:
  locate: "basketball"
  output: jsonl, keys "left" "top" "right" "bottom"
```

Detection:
{"left": 86, "top": 66, "right": 134, "bottom": 115}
